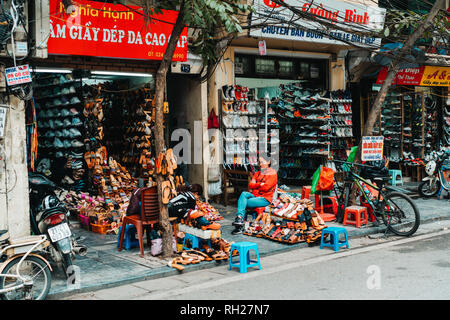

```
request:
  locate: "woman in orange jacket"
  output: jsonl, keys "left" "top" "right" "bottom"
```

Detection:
{"left": 232, "top": 155, "right": 278, "bottom": 234}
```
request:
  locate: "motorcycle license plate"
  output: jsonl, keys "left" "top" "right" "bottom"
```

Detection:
{"left": 48, "top": 223, "right": 71, "bottom": 242}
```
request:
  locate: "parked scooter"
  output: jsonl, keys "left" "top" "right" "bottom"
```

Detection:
{"left": 418, "top": 149, "right": 450, "bottom": 198}
{"left": 28, "top": 173, "right": 87, "bottom": 280}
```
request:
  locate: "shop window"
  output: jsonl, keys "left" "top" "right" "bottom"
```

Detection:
{"left": 235, "top": 55, "right": 251, "bottom": 75}
{"left": 278, "top": 60, "right": 294, "bottom": 76}
{"left": 310, "top": 63, "right": 320, "bottom": 79}
{"left": 299, "top": 62, "right": 309, "bottom": 79}
{"left": 255, "top": 58, "right": 276, "bottom": 75}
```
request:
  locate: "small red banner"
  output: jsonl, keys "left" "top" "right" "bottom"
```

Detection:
{"left": 376, "top": 66, "right": 425, "bottom": 86}
{"left": 47, "top": 0, "right": 188, "bottom": 61}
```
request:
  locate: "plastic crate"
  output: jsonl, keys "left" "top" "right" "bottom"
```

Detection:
{"left": 90, "top": 223, "right": 111, "bottom": 234}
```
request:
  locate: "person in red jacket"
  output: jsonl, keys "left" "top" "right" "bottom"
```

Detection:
{"left": 232, "top": 155, "right": 278, "bottom": 234}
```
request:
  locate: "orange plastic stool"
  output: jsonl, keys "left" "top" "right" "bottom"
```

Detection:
{"left": 343, "top": 206, "right": 368, "bottom": 228}
{"left": 301, "top": 186, "right": 311, "bottom": 200}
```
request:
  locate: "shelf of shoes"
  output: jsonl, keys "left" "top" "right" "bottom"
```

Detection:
{"left": 274, "top": 82, "right": 330, "bottom": 184}
{"left": 324, "top": 90, "right": 354, "bottom": 161}
{"left": 381, "top": 91, "right": 403, "bottom": 163}
{"left": 424, "top": 94, "right": 439, "bottom": 154}
{"left": 220, "top": 85, "right": 272, "bottom": 167}
{"left": 444, "top": 88, "right": 450, "bottom": 147}
{"left": 34, "top": 73, "right": 85, "bottom": 160}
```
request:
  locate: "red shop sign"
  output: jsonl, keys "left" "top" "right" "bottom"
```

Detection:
{"left": 376, "top": 66, "right": 425, "bottom": 86}
{"left": 47, "top": 0, "right": 188, "bottom": 61}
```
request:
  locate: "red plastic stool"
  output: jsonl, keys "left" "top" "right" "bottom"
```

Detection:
{"left": 301, "top": 186, "right": 311, "bottom": 200}
{"left": 343, "top": 206, "right": 368, "bottom": 228}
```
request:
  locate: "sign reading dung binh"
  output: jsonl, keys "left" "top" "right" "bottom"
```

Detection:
{"left": 47, "top": 0, "right": 188, "bottom": 61}
{"left": 250, "top": 0, "right": 386, "bottom": 48}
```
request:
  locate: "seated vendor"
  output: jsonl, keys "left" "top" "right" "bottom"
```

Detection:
{"left": 232, "top": 154, "right": 278, "bottom": 235}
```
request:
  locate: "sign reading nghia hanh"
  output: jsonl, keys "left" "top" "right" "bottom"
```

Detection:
{"left": 47, "top": 0, "right": 188, "bottom": 61}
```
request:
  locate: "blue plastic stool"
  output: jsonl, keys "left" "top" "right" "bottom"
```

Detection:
{"left": 117, "top": 225, "right": 139, "bottom": 251}
{"left": 389, "top": 170, "right": 403, "bottom": 186}
{"left": 320, "top": 227, "right": 349, "bottom": 252}
{"left": 228, "top": 242, "right": 261, "bottom": 273}
{"left": 182, "top": 233, "right": 211, "bottom": 251}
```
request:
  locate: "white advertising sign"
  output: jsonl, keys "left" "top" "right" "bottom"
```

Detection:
{"left": 362, "top": 136, "right": 384, "bottom": 161}
{"left": 250, "top": 0, "right": 386, "bottom": 48}
{"left": 5, "top": 64, "right": 32, "bottom": 86}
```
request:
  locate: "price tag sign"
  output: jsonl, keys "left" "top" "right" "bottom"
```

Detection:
{"left": 4, "top": 64, "right": 32, "bottom": 87}
{"left": 0, "top": 105, "right": 7, "bottom": 138}
{"left": 361, "top": 136, "right": 384, "bottom": 161}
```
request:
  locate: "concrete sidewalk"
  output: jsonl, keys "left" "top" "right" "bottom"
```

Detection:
{"left": 47, "top": 193, "right": 450, "bottom": 299}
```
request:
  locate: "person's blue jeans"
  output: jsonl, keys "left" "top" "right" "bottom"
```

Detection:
{"left": 236, "top": 192, "right": 270, "bottom": 218}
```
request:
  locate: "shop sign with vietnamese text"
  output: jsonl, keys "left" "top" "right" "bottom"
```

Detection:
{"left": 250, "top": 0, "right": 386, "bottom": 48}
{"left": 376, "top": 66, "right": 425, "bottom": 86}
{"left": 47, "top": 0, "right": 188, "bottom": 61}
{"left": 361, "top": 136, "right": 384, "bottom": 161}
{"left": 5, "top": 64, "right": 32, "bottom": 86}
{"left": 420, "top": 66, "right": 450, "bottom": 86}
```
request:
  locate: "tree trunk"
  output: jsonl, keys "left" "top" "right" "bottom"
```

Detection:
{"left": 154, "top": 1, "right": 186, "bottom": 258}
{"left": 348, "top": 0, "right": 444, "bottom": 205}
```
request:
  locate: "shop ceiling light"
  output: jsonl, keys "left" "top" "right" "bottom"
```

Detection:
{"left": 33, "top": 68, "right": 72, "bottom": 74}
{"left": 91, "top": 71, "right": 153, "bottom": 77}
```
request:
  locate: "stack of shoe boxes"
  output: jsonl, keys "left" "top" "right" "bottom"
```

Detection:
{"left": 35, "top": 73, "right": 85, "bottom": 161}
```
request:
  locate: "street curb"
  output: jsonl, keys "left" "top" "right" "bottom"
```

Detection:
{"left": 47, "top": 213, "right": 450, "bottom": 300}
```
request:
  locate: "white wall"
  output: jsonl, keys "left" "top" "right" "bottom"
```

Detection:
{"left": 0, "top": 96, "right": 30, "bottom": 238}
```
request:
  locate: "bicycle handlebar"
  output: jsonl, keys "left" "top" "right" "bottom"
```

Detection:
{"left": 332, "top": 159, "right": 381, "bottom": 169}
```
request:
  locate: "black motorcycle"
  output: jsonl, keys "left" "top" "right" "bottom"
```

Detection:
{"left": 28, "top": 173, "right": 87, "bottom": 280}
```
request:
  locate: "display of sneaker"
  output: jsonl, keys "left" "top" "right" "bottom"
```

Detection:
{"left": 72, "top": 117, "right": 83, "bottom": 127}
{"left": 54, "top": 138, "right": 64, "bottom": 149}
{"left": 70, "top": 96, "right": 81, "bottom": 104}
{"left": 69, "top": 128, "right": 82, "bottom": 137}
{"left": 63, "top": 118, "right": 72, "bottom": 127}
{"left": 54, "top": 119, "right": 64, "bottom": 128}
{"left": 71, "top": 140, "right": 84, "bottom": 148}
{"left": 61, "top": 109, "right": 70, "bottom": 117}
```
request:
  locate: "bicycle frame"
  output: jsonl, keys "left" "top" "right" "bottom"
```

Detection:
{"left": 0, "top": 235, "right": 50, "bottom": 295}
{"left": 337, "top": 162, "right": 386, "bottom": 222}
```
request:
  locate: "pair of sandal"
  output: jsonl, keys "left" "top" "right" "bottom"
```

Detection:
{"left": 161, "top": 176, "right": 177, "bottom": 204}
{"left": 156, "top": 149, "right": 177, "bottom": 176}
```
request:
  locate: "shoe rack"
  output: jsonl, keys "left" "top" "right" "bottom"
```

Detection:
{"left": 371, "top": 89, "right": 428, "bottom": 181}
{"left": 34, "top": 73, "right": 85, "bottom": 162}
{"left": 443, "top": 88, "right": 450, "bottom": 147}
{"left": 276, "top": 84, "right": 341, "bottom": 185}
{"left": 327, "top": 91, "right": 354, "bottom": 160}
{"left": 219, "top": 85, "right": 272, "bottom": 168}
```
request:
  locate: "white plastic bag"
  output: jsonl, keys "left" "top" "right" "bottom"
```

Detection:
{"left": 150, "top": 237, "right": 177, "bottom": 256}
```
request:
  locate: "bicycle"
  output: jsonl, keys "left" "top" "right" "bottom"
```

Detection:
{"left": 332, "top": 160, "right": 420, "bottom": 237}
{"left": 0, "top": 231, "right": 52, "bottom": 300}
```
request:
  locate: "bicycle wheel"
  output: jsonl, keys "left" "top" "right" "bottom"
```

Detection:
{"left": 0, "top": 255, "right": 51, "bottom": 300}
{"left": 381, "top": 191, "right": 420, "bottom": 236}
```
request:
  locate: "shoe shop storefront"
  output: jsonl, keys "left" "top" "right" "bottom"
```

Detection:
{"left": 366, "top": 65, "right": 450, "bottom": 183}
{"left": 206, "top": 0, "right": 387, "bottom": 241}
{"left": 208, "top": 0, "right": 386, "bottom": 199}
{"left": 26, "top": 0, "right": 218, "bottom": 241}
